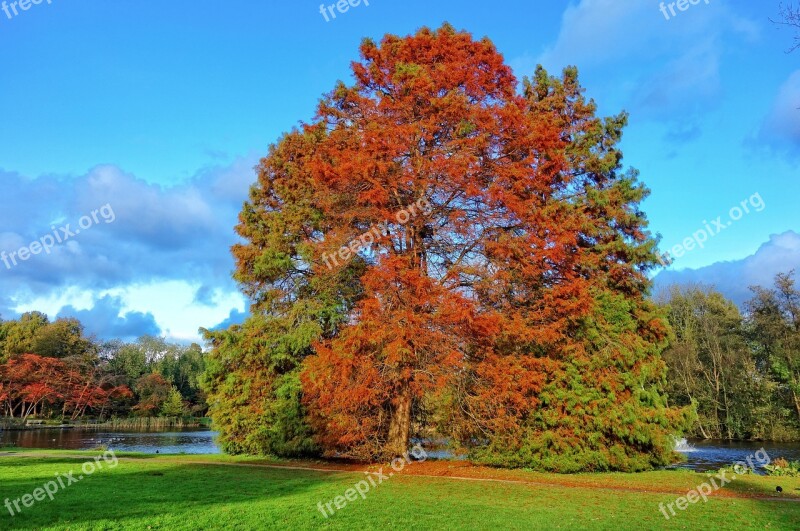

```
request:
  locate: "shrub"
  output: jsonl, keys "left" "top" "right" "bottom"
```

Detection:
{"left": 764, "top": 458, "right": 800, "bottom": 477}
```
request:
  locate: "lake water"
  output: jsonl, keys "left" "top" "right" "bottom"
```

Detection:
{"left": 0, "top": 428, "right": 220, "bottom": 455}
{"left": 671, "top": 438, "right": 800, "bottom": 473}
{"left": 2, "top": 430, "right": 798, "bottom": 472}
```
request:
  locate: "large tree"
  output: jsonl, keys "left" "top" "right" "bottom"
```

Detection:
{"left": 213, "top": 25, "right": 688, "bottom": 468}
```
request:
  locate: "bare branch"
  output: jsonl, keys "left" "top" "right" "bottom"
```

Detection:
{"left": 772, "top": 2, "right": 800, "bottom": 53}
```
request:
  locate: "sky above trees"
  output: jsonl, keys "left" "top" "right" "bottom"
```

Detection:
{"left": 0, "top": 0, "right": 797, "bottom": 342}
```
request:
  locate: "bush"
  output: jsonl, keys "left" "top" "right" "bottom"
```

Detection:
{"left": 765, "top": 458, "right": 800, "bottom": 477}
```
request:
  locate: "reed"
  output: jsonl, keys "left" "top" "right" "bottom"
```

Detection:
{"left": 77, "top": 417, "right": 205, "bottom": 430}
{"left": 0, "top": 417, "right": 25, "bottom": 430}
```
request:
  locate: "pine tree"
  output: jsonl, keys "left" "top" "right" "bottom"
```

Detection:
{"left": 160, "top": 386, "right": 185, "bottom": 417}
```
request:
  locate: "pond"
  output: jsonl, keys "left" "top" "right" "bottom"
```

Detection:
{"left": 672, "top": 438, "right": 800, "bottom": 473}
{"left": 0, "top": 428, "right": 220, "bottom": 455}
{"left": 2, "top": 430, "right": 799, "bottom": 472}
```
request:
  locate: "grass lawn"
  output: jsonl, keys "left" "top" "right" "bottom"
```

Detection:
{"left": 1, "top": 449, "right": 799, "bottom": 530}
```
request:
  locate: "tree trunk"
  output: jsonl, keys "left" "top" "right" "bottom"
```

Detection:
{"left": 387, "top": 383, "right": 412, "bottom": 457}
{"left": 697, "top": 421, "right": 711, "bottom": 440}
{"left": 792, "top": 388, "right": 800, "bottom": 423}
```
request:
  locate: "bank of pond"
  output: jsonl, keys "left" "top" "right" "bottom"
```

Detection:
{"left": 2, "top": 429, "right": 799, "bottom": 474}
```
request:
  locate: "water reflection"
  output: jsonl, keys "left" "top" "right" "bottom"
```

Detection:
{"left": 673, "top": 439, "right": 800, "bottom": 473}
{"left": 0, "top": 428, "right": 220, "bottom": 455}
{"left": 2, "top": 431, "right": 799, "bottom": 471}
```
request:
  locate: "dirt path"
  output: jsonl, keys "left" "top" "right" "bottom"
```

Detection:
{"left": 3, "top": 452, "right": 799, "bottom": 503}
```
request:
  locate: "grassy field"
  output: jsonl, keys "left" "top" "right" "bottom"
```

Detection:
{"left": 1, "top": 449, "right": 799, "bottom": 530}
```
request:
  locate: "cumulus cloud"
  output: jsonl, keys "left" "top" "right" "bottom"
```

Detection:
{"left": 528, "top": 0, "right": 760, "bottom": 120}
{"left": 536, "top": 0, "right": 659, "bottom": 70}
{"left": 209, "top": 307, "right": 250, "bottom": 332}
{"left": 653, "top": 230, "right": 800, "bottom": 306}
{"left": 57, "top": 295, "right": 161, "bottom": 343}
{"left": 0, "top": 154, "right": 258, "bottom": 341}
{"left": 0, "top": 156, "right": 255, "bottom": 290}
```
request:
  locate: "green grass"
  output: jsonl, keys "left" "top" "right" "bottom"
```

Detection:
{"left": 1, "top": 450, "right": 799, "bottom": 530}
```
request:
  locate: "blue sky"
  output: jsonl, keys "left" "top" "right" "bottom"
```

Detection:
{"left": 0, "top": 0, "right": 798, "bottom": 341}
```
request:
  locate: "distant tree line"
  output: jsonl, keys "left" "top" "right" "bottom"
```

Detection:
{"left": 0, "top": 314, "right": 207, "bottom": 423}
{"left": 661, "top": 272, "right": 800, "bottom": 441}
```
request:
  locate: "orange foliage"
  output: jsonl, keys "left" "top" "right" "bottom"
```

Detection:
{"left": 236, "top": 25, "right": 682, "bottom": 464}
{"left": 0, "top": 353, "right": 131, "bottom": 421}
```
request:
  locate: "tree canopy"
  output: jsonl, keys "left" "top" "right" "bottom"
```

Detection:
{"left": 0, "top": 316, "right": 208, "bottom": 422}
{"left": 202, "top": 24, "right": 690, "bottom": 471}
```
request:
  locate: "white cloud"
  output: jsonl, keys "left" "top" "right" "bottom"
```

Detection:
{"left": 654, "top": 230, "right": 800, "bottom": 306}
{"left": 103, "top": 281, "right": 246, "bottom": 342}
{"left": 0, "top": 154, "right": 258, "bottom": 342}
{"left": 757, "top": 70, "right": 800, "bottom": 151}
{"left": 526, "top": 0, "right": 761, "bottom": 119}
{"left": 537, "top": 0, "right": 658, "bottom": 71}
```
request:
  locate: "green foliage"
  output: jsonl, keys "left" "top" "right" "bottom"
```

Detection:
{"left": 747, "top": 272, "right": 800, "bottom": 429}
{"left": 765, "top": 459, "right": 800, "bottom": 477}
{"left": 160, "top": 387, "right": 186, "bottom": 417}
{"left": 470, "top": 290, "right": 694, "bottom": 472}
{"left": 30, "top": 318, "right": 96, "bottom": 359}
{"left": 0, "top": 311, "right": 50, "bottom": 361}
{"left": 200, "top": 314, "right": 322, "bottom": 457}
{"left": 661, "top": 274, "right": 800, "bottom": 441}
{"left": 104, "top": 337, "right": 209, "bottom": 416}
{"left": 106, "top": 341, "right": 149, "bottom": 381}
{"left": 0, "top": 313, "right": 96, "bottom": 361}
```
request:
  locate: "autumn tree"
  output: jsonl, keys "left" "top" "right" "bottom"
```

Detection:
{"left": 60, "top": 356, "right": 132, "bottom": 421}
{"left": 0, "top": 353, "right": 132, "bottom": 422}
{"left": 211, "top": 24, "right": 689, "bottom": 468}
{"left": 132, "top": 373, "right": 172, "bottom": 416}
{"left": 0, "top": 320, "right": 200, "bottom": 421}
{"left": 0, "top": 354, "right": 66, "bottom": 421}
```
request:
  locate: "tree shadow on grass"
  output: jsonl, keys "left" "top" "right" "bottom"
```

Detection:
{"left": 660, "top": 474, "right": 800, "bottom": 529}
{"left": 0, "top": 458, "right": 351, "bottom": 530}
